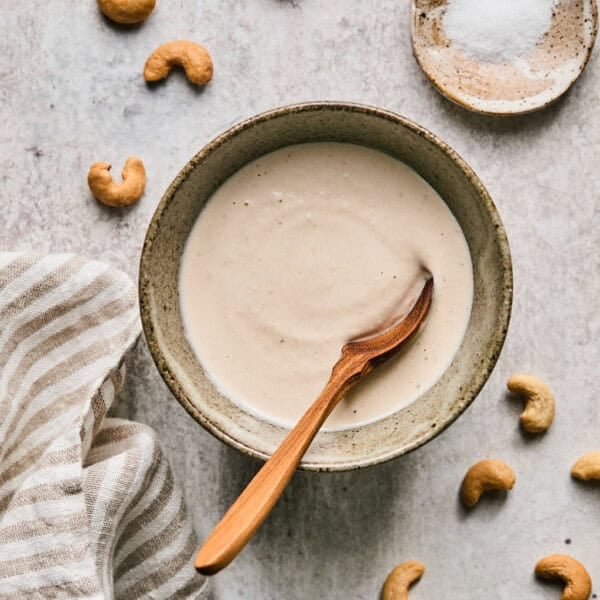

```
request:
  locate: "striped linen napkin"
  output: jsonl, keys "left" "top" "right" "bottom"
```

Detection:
{"left": 0, "top": 254, "right": 208, "bottom": 599}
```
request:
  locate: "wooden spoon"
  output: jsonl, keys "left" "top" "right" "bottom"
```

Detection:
{"left": 195, "top": 277, "right": 434, "bottom": 575}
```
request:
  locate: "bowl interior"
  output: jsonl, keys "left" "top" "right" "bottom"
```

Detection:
{"left": 140, "top": 103, "right": 512, "bottom": 471}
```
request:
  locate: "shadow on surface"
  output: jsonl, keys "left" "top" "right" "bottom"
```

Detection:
{"left": 455, "top": 488, "right": 512, "bottom": 523}
{"left": 145, "top": 72, "right": 212, "bottom": 96}
{"left": 571, "top": 477, "right": 600, "bottom": 495}
{"left": 426, "top": 74, "right": 573, "bottom": 138}
{"left": 534, "top": 574, "right": 571, "bottom": 598}
{"left": 99, "top": 12, "right": 146, "bottom": 33}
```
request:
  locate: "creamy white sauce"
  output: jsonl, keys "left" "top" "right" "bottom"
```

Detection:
{"left": 180, "top": 143, "right": 473, "bottom": 430}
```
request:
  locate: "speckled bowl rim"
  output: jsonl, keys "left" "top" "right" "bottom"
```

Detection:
{"left": 410, "top": 0, "right": 599, "bottom": 117}
{"left": 140, "top": 101, "right": 513, "bottom": 471}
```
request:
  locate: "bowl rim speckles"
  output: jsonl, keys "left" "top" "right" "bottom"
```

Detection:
{"left": 411, "top": 0, "right": 599, "bottom": 116}
{"left": 139, "top": 101, "right": 513, "bottom": 471}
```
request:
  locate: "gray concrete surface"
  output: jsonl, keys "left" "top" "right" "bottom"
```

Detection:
{"left": 1, "top": 2, "right": 599, "bottom": 598}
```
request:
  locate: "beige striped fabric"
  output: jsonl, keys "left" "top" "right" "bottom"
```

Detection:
{"left": 0, "top": 254, "right": 208, "bottom": 599}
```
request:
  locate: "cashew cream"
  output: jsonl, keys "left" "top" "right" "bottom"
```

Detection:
{"left": 180, "top": 143, "right": 473, "bottom": 430}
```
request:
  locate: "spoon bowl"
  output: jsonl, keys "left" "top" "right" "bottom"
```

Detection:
{"left": 411, "top": 0, "right": 598, "bottom": 115}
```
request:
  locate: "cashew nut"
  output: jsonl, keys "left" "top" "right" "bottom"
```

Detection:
{"left": 507, "top": 373, "right": 555, "bottom": 433}
{"left": 381, "top": 561, "right": 425, "bottom": 600}
{"left": 97, "top": 0, "right": 156, "bottom": 24}
{"left": 144, "top": 41, "right": 213, "bottom": 85}
{"left": 460, "top": 459, "right": 516, "bottom": 508}
{"left": 535, "top": 554, "right": 592, "bottom": 600}
{"left": 87, "top": 157, "right": 146, "bottom": 207}
{"left": 572, "top": 452, "right": 600, "bottom": 481}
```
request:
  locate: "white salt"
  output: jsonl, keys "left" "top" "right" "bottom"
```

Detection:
{"left": 443, "top": 0, "right": 557, "bottom": 63}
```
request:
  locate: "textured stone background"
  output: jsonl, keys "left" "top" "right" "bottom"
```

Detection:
{"left": 1, "top": 2, "right": 599, "bottom": 598}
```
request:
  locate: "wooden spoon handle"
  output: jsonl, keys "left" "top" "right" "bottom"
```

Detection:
{"left": 195, "top": 355, "right": 360, "bottom": 575}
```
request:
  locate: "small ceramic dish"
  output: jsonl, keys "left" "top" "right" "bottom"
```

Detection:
{"left": 411, "top": 0, "right": 598, "bottom": 116}
{"left": 139, "top": 102, "right": 512, "bottom": 471}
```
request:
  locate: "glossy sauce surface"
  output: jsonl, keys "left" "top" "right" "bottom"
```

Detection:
{"left": 180, "top": 143, "right": 473, "bottom": 429}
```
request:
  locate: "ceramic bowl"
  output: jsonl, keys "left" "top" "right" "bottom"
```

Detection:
{"left": 139, "top": 102, "right": 512, "bottom": 471}
{"left": 411, "top": 0, "right": 598, "bottom": 116}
